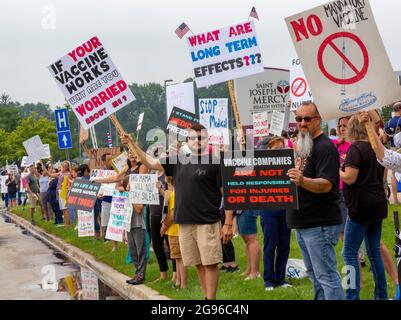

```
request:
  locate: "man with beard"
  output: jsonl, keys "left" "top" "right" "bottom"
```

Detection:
{"left": 287, "top": 102, "right": 344, "bottom": 300}
{"left": 119, "top": 124, "right": 233, "bottom": 300}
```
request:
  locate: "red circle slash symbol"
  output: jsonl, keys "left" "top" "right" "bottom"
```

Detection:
{"left": 291, "top": 77, "right": 307, "bottom": 97}
{"left": 317, "top": 32, "right": 369, "bottom": 85}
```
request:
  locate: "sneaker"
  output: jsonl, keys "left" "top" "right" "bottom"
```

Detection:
{"left": 265, "top": 286, "right": 274, "bottom": 291}
{"left": 226, "top": 266, "right": 239, "bottom": 273}
{"left": 279, "top": 283, "right": 293, "bottom": 289}
{"left": 126, "top": 276, "right": 144, "bottom": 285}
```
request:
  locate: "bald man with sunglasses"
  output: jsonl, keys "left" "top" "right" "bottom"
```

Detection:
{"left": 287, "top": 102, "right": 344, "bottom": 300}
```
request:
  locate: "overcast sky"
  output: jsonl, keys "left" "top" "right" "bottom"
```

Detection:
{"left": 1, "top": 0, "right": 400, "bottom": 106}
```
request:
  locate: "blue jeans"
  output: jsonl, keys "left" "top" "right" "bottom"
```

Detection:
{"left": 236, "top": 210, "right": 259, "bottom": 235}
{"left": 296, "top": 225, "right": 344, "bottom": 300}
{"left": 342, "top": 218, "right": 388, "bottom": 300}
{"left": 260, "top": 216, "right": 291, "bottom": 287}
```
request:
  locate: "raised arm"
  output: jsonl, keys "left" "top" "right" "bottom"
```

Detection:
{"left": 120, "top": 134, "right": 164, "bottom": 172}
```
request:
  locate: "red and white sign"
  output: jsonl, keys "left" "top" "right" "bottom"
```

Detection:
{"left": 252, "top": 112, "right": 269, "bottom": 137}
{"left": 290, "top": 58, "right": 313, "bottom": 111}
{"left": 48, "top": 36, "right": 136, "bottom": 129}
{"left": 285, "top": 0, "right": 401, "bottom": 120}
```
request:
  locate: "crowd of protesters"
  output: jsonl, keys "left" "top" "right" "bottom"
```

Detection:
{"left": 1, "top": 101, "right": 401, "bottom": 300}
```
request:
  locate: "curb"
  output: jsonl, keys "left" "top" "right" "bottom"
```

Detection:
{"left": 1, "top": 209, "right": 170, "bottom": 301}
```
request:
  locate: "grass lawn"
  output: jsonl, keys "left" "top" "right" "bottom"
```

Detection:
{"left": 11, "top": 205, "right": 399, "bottom": 300}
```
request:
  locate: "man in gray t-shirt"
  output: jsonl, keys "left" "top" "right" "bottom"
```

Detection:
{"left": 26, "top": 165, "right": 40, "bottom": 225}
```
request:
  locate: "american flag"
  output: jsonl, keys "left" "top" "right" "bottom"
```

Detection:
{"left": 249, "top": 7, "right": 259, "bottom": 20}
{"left": 175, "top": 22, "right": 190, "bottom": 39}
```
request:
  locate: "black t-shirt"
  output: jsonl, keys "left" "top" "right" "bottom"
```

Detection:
{"left": 343, "top": 141, "right": 387, "bottom": 224}
{"left": 6, "top": 179, "right": 17, "bottom": 194}
{"left": 161, "top": 154, "right": 222, "bottom": 224}
{"left": 287, "top": 134, "right": 342, "bottom": 229}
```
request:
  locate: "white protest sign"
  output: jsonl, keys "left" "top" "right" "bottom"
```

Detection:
{"left": 81, "top": 269, "right": 99, "bottom": 300}
{"left": 290, "top": 58, "right": 313, "bottom": 111}
{"left": 0, "top": 176, "right": 7, "bottom": 194}
{"left": 187, "top": 21, "right": 264, "bottom": 88}
{"left": 48, "top": 36, "right": 136, "bottom": 129}
{"left": 285, "top": 0, "right": 401, "bottom": 120}
{"left": 129, "top": 174, "right": 159, "bottom": 205}
{"left": 6, "top": 165, "right": 18, "bottom": 175}
{"left": 136, "top": 112, "right": 144, "bottom": 132}
{"left": 105, "top": 191, "right": 129, "bottom": 242}
{"left": 199, "top": 99, "right": 229, "bottom": 145}
{"left": 90, "top": 169, "right": 117, "bottom": 196}
{"left": 77, "top": 210, "right": 95, "bottom": 237}
{"left": 111, "top": 152, "right": 128, "bottom": 174}
{"left": 166, "top": 82, "right": 195, "bottom": 120}
{"left": 122, "top": 202, "right": 133, "bottom": 232}
{"left": 42, "top": 144, "right": 51, "bottom": 159}
{"left": 270, "top": 111, "right": 286, "bottom": 137}
{"left": 252, "top": 112, "right": 269, "bottom": 137}
{"left": 21, "top": 156, "right": 33, "bottom": 168}
{"left": 235, "top": 68, "right": 290, "bottom": 126}
{"left": 23, "top": 135, "right": 48, "bottom": 162}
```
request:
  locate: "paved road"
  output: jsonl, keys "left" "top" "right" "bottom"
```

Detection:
{"left": 0, "top": 210, "right": 75, "bottom": 300}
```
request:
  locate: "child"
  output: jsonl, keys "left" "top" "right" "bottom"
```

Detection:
{"left": 259, "top": 137, "right": 292, "bottom": 291}
{"left": 161, "top": 177, "right": 187, "bottom": 289}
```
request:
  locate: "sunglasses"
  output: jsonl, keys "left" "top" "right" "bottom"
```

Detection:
{"left": 188, "top": 135, "right": 208, "bottom": 141}
{"left": 295, "top": 116, "right": 320, "bottom": 123}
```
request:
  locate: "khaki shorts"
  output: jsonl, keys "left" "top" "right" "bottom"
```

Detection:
{"left": 29, "top": 194, "right": 38, "bottom": 209}
{"left": 178, "top": 221, "right": 223, "bottom": 267}
{"left": 168, "top": 235, "right": 182, "bottom": 259}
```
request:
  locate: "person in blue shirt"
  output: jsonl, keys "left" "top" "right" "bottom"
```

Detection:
{"left": 384, "top": 101, "right": 401, "bottom": 204}
{"left": 259, "top": 136, "right": 292, "bottom": 291}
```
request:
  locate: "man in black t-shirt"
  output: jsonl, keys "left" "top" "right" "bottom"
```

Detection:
{"left": 287, "top": 102, "right": 344, "bottom": 300}
{"left": 120, "top": 124, "right": 233, "bottom": 300}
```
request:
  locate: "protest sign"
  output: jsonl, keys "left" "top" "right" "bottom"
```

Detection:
{"left": 77, "top": 210, "right": 95, "bottom": 237}
{"left": 290, "top": 58, "right": 313, "bottom": 111}
{"left": 48, "top": 36, "right": 136, "bottom": 129}
{"left": 6, "top": 165, "right": 18, "bottom": 175}
{"left": 80, "top": 269, "right": 99, "bottom": 300}
{"left": 20, "top": 156, "right": 33, "bottom": 168}
{"left": 90, "top": 169, "right": 117, "bottom": 196}
{"left": 187, "top": 21, "right": 264, "bottom": 88}
{"left": 89, "top": 147, "right": 121, "bottom": 169}
{"left": 166, "top": 82, "right": 195, "bottom": 120}
{"left": 42, "top": 144, "right": 51, "bottom": 159}
{"left": 136, "top": 112, "right": 144, "bottom": 132}
{"left": 0, "top": 176, "right": 7, "bottom": 194}
{"left": 129, "top": 174, "right": 159, "bottom": 205}
{"left": 270, "top": 111, "right": 286, "bottom": 137}
{"left": 66, "top": 178, "right": 101, "bottom": 211}
{"left": 105, "top": 191, "right": 129, "bottom": 242}
{"left": 111, "top": 152, "right": 128, "bottom": 173}
{"left": 252, "top": 112, "right": 269, "bottom": 137}
{"left": 221, "top": 149, "right": 298, "bottom": 210}
{"left": 199, "top": 98, "right": 229, "bottom": 145}
{"left": 122, "top": 202, "right": 133, "bottom": 232}
{"left": 167, "top": 107, "right": 199, "bottom": 141}
{"left": 285, "top": 0, "right": 401, "bottom": 120}
{"left": 235, "top": 68, "right": 290, "bottom": 126}
{"left": 23, "top": 135, "right": 48, "bottom": 162}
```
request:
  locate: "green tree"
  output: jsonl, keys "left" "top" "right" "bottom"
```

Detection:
{"left": 7, "top": 114, "right": 58, "bottom": 163}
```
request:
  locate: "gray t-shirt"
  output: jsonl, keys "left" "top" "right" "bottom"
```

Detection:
{"left": 27, "top": 174, "right": 39, "bottom": 194}
{"left": 131, "top": 207, "right": 145, "bottom": 229}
